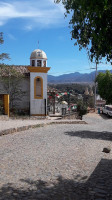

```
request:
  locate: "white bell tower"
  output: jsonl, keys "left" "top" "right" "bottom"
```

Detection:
{"left": 28, "top": 49, "right": 50, "bottom": 116}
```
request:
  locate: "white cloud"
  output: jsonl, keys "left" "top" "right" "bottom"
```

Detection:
{"left": 0, "top": 0, "right": 66, "bottom": 29}
{"left": 24, "top": 25, "right": 33, "bottom": 31}
{"left": 8, "top": 33, "right": 16, "bottom": 40}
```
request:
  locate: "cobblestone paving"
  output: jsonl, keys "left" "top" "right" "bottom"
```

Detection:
{"left": 0, "top": 113, "right": 112, "bottom": 199}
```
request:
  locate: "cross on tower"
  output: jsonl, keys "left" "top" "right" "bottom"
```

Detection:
{"left": 38, "top": 41, "right": 39, "bottom": 49}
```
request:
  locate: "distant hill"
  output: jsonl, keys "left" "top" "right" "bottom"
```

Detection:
{"left": 48, "top": 70, "right": 112, "bottom": 84}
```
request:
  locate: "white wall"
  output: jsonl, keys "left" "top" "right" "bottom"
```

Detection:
{"left": 30, "top": 72, "right": 47, "bottom": 115}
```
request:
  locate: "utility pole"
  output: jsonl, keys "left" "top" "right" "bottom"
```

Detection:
{"left": 53, "top": 91, "right": 55, "bottom": 114}
{"left": 94, "top": 62, "right": 98, "bottom": 111}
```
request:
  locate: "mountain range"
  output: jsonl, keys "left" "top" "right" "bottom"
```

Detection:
{"left": 48, "top": 70, "right": 112, "bottom": 84}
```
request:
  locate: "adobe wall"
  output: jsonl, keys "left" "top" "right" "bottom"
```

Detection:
{"left": 0, "top": 77, "right": 30, "bottom": 111}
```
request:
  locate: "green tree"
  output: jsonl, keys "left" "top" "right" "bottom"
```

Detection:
{"left": 77, "top": 100, "right": 87, "bottom": 119}
{"left": 96, "top": 70, "right": 112, "bottom": 104}
{"left": 55, "top": 0, "right": 112, "bottom": 63}
{"left": 0, "top": 32, "right": 9, "bottom": 60}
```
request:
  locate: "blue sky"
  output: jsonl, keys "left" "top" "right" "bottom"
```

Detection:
{"left": 0, "top": 0, "right": 111, "bottom": 76}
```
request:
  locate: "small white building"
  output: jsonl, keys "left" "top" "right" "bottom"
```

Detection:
{"left": 28, "top": 49, "right": 50, "bottom": 116}
{"left": 0, "top": 48, "right": 50, "bottom": 116}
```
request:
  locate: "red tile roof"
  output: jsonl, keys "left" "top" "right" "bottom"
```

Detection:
{"left": 0, "top": 65, "right": 30, "bottom": 76}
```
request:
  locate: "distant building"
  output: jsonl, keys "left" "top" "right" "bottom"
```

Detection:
{"left": 96, "top": 95, "right": 106, "bottom": 108}
{"left": 89, "top": 89, "right": 94, "bottom": 96}
{"left": 84, "top": 87, "right": 89, "bottom": 95}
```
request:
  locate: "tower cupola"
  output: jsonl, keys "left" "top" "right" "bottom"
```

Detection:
{"left": 30, "top": 49, "right": 47, "bottom": 67}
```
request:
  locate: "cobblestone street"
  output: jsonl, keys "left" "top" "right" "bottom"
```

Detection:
{"left": 0, "top": 113, "right": 112, "bottom": 200}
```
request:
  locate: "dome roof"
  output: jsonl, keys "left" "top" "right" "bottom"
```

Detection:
{"left": 30, "top": 49, "right": 47, "bottom": 60}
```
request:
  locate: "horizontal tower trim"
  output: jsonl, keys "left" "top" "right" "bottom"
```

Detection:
{"left": 28, "top": 67, "right": 50, "bottom": 73}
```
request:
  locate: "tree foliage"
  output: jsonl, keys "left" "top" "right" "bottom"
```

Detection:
{"left": 0, "top": 32, "right": 9, "bottom": 60}
{"left": 77, "top": 101, "right": 87, "bottom": 119}
{"left": 55, "top": 0, "right": 112, "bottom": 63}
{"left": 96, "top": 70, "right": 112, "bottom": 104}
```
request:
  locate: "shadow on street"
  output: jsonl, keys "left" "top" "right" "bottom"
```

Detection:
{"left": 0, "top": 159, "right": 112, "bottom": 199}
{"left": 99, "top": 113, "right": 111, "bottom": 120}
{"left": 65, "top": 130, "right": 112, "bottom": 141}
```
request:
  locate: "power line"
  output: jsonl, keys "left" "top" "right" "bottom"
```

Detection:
{"left": 48, "top": 68, "right": 95, "bottom": 75}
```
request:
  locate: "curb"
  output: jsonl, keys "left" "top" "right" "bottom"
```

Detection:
{"left": 50, "top": 121, "right": 87, "bottom": 125}
{"left": 0, "top": 120, "right": 87, "bottom": 137}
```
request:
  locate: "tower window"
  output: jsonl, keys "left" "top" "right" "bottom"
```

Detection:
{"left": 34, "top": 76, "right": 43, "bottom": 99}
{"left": 43, "top": 60, "right": 46, "bottom": 67}
{"left": 32, "top": 60, "right": 35, "bottom": 66}
{"left": 37, "top": 60, "right": 42, "bottom": 67}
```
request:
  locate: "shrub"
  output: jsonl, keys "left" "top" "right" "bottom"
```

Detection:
{"left": 77, "top": 102, "right": 87, "bottom": 119}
